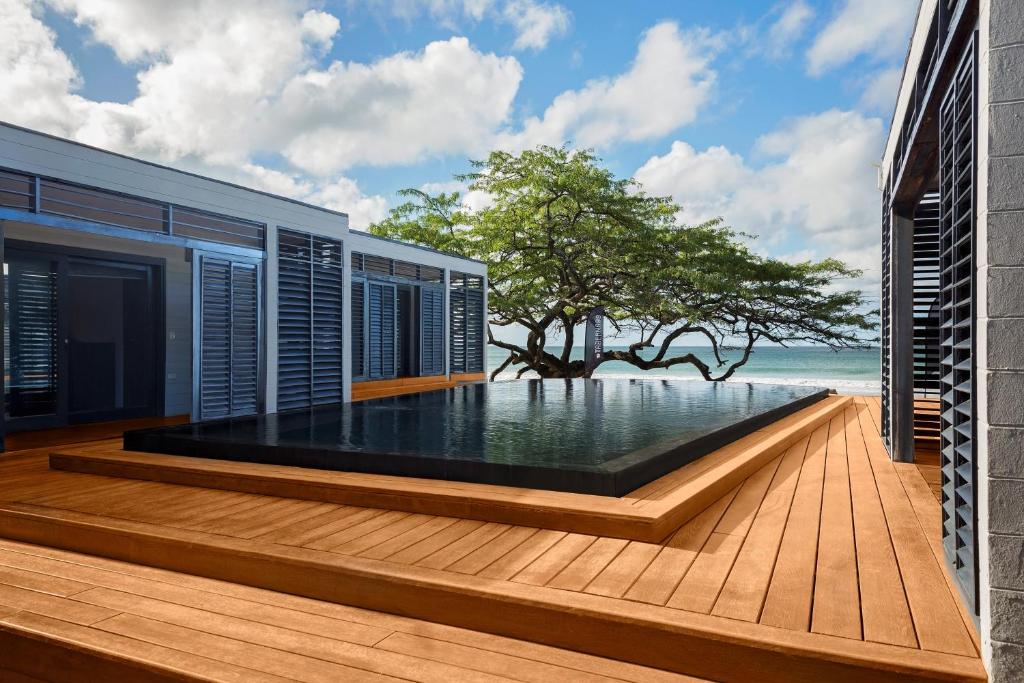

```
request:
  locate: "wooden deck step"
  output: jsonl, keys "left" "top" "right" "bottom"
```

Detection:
{"left": 49, "top": 396, "right": 852, "bottom": 543}
{"left": 0, "top": 539, "right": 691, "bottom": 683}
{"left": 0, "top": 504, "right": 986, "bottom": 683}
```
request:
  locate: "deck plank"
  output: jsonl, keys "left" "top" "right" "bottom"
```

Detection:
{"left": 855, "top": 405, "right": 977, "bottom": 656}
{"left": 844, "top": 405, "right": 917, "bottom": 647}
{"left": 810, "top": 413, "right": 862, "bottom": 640}
{"left": 759, "top": 419, "right": 829, "bottom": 630}
{"left": 624, "top": 488, "right": 738, "bottom": 605}
{"left": 711, "top": 435, "right": 808, "bottom": 621}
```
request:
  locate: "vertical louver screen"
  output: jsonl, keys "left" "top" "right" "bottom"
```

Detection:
{"left": 368, "top": 281, "right": 396, "bottom": 379}
{"left": 939, "top": 35, "right": 977, "bottom": 615}
{"left": 880, "top": 182, "right": 892, "bottom": 452}
{"left": 312, "top": 236, "right": 344, "bottom": 404}
{"left": 450, "top": 272, "right": 485, "bottom": 373}
{"left": 351, "top": 278, "right": 365, "bottom": 378}
{"left": 450, "top": 281, "right": 466, "bottom": 373}
{"left": 231, "top": 264, "right": 259, "bottom": 415}
{"left": 913, "top": 193, "right": 942, "bottom": 452}
{"left": 276, "top": 229, "right": 343, "bottom": 410}
{"left": 420, "top": 286, "right": 444, "bottom": 375}
{"left": 4, "top": 259, "right": 59, "bottom": 418}
{"left": 467, "top": 287, "right": 484, "bottom": 373}
{"left": 913, "top": 193, "right": 942, "bottom": 398}
{"left": 277, "top": 231, "right": 312, "bottom": 409}
{"left": 199, "top": 256, "right": 260, "bottom": 420}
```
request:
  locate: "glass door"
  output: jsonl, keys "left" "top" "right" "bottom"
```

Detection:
{"left": 67, "top": 258, "right": 159, "bottom": 423}
{"left": 3, "top": 246, "right": 162, "bottom": 431}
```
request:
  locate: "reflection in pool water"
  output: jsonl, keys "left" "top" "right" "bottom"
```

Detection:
{"left": 126, "top": 379, "right": 828, "bottom": 495}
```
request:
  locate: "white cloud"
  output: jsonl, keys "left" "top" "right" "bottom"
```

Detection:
{"left": 278, "top": 37, "right": 522, "bottom": 174}
{"left": 858, "top": 66, "right": 902, "bottom": 113}
{"left": 0, "top": 0, "right": 531, "bottom": 225}
{"left": 307, "top": 177, "right": 389, "bottom": 229}
{"left": 635, "top": 109, "right": 885, "bottom": 289}
{"left": 806, "top": 0, "right": 917, "bottom": 75}
{"left": 503, "top": 0, "right": 570, "bottom": 51}
{"left": 498, "top": 21, "right": 719, "bottom": 151}
{"left": 0, "top": 0, "right": 86, "bottom": 136}
{"left": 764, "top": 1, "right": 814, "bottom": 58}
{"left": 386, "top": 0, "right": 495, "bottom": 24}
{"left": 375, "top": 0, "right": 569, "bottom": 51}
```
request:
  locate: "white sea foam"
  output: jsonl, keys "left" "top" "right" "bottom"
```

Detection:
{"left": 491, "top": 371, "right": 880, "bottom": 396}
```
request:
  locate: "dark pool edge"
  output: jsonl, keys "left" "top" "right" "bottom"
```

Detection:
{"left": 123, "top": 386, "right": 832, "bottom": 497}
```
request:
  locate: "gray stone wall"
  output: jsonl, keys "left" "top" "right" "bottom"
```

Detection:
{"left": 985, "top": 1, "right": 1024, "bottom": 679}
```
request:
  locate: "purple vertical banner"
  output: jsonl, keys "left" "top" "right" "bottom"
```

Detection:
{"left": 584, "top": 306, "right": 604, "bottom": 375}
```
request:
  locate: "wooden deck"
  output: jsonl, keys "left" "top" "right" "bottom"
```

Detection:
{"left": 47, "top": 395, "right": 851, "bottom": 542}
{"left": 0, "top": 539, "right": 693, "bottom": 682}
{"left": 0, "top": 396, "right": 985, "bottom": 682}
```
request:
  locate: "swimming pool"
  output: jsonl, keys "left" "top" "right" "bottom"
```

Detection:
{"left": 124, "top": 379, "right": 829, "bottom": 496}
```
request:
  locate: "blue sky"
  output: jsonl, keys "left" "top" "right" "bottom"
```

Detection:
{"left": 1, "top": 0, "right": 917, "bottom": 344}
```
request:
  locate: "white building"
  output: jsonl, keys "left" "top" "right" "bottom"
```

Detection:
{"left": 0, "top": 121, "right": 487, "bottom": 440}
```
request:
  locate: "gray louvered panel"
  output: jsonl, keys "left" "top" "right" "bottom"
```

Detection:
{"left": 311, "top": 254, "right": 343, "bottom": 404}
{"left": 466, "top": 288, "right": 485, "bottom": 373}
{"left": 351, "top": 279, "right": 366, "bottom": 378}
{"left": 938, "top": 34, "right": 977, "bottom": 616}
{"left": 4, "top": 259, "right": 59, "bottom": 417}
{"left": 199, "top": 258, "right": 233, "bottom": 419}
{"left": 230, "top": 263, "right": 259, "bottom": 415}
{"left": 368, "top": 281, "right": 396, "bottom": 379}
{"left": 277, "top": 232, "right": 312, "bottom": 410}
{"left": 420, "top": 286, "right": 444, "bottom": 376}
{"left": 277, "top": 229, "right": 343, "bottom": 409}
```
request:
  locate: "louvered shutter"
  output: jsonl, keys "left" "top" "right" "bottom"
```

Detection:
{"left": 230, "top": 263, "right": 259, "bottom": 415}
{"left": 368, "top": 281, "right": 396, "bottom": 379}
{"left": 449, "top": 281, "right": 467, "bottom": 373}
{"left": 881, "top": 183, "right": 892, "bottom": 451}
{"left": 277, "top": 231, "right": 312, "bottom": 410}
{"left": 351, "top": 278, "right": 366, "bottom": 378}
{"left": 466, "top": 287, "right": 484, "bottom": 373}
{"left": 5, "top": 258, "right": 59, "bottom": 418}
{"left": 420, "top": 286, "right": 444, "bottom": 376}
{"left": 939, "top": 36, "right": 977, "bottom": 615}
{"left": 311, "top": 236, "right": 343, "bottom": 404}
{"left": 276, "top": 230, "right": 344, "bottom": 410}
{"left": 198, "top": 255, "right": 260, "bottom": 420}
{"left": 199, "top": 258, "right": 232, "bottom": 419}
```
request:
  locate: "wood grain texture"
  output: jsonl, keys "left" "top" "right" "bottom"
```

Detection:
{"left": 0, "top": 395, "right": 985, "bottom": 682}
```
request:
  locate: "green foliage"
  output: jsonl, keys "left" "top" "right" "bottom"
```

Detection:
{"left": 370, "top": 145, "right": 877, "bottom": 380}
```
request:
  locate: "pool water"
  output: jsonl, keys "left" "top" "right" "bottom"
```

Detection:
{"left": 125, "top": 379, "right": 829, "bottom": 496}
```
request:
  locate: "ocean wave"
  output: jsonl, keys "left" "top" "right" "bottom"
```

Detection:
{"left": 490, "top": 371, "right": 880, "bottom": 396}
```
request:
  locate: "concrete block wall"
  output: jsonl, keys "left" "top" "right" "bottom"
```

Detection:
{"left": 983, "top": 0, "right": 1024, "bottom": 679}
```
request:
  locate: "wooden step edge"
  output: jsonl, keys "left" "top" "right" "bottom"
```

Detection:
{"left": 647, "top": 395, "right": 853, "bottom": 536}
{"left": 0, "top": 619, "right": 187, "bottom": 682}
{"left": 0, "top": 504, "right": 987, "bottom": 683}
{"left": 48, "top": 450, "right": 664, "bottom": 541}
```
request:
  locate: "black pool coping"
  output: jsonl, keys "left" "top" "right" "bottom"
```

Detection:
{"left": 124, "top": 385, "right": 831, "bottom": 497}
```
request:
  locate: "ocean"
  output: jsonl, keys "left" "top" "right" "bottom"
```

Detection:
{"left": 487, "top": 345, "right": 881, "bottom": 395}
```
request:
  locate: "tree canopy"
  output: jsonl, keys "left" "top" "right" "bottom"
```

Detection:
{"left": 369, "top": 145, "right": 877, "bottom": 380}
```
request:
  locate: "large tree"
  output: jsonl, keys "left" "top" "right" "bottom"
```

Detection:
{"left": 370, "top": 146, "right": 877, "bottom": 381}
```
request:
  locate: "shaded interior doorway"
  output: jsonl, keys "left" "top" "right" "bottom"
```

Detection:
{"left": 396, "top": 284, "right": 419, "bottom": 378}
{"left": 3, "top": 243, "right": 162, "bottom": 432}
